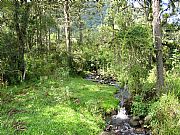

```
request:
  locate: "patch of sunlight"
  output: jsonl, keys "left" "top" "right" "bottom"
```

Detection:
{"left": 42, "top": 105, "right": 74, "bottom": 116}
{"left": 83, "top": 84, "right": 102, "bottom": 91}
{"left": 42, "top": 104, "right": 99, "bottom": 127}
{"left": 26, "top": 104, "right": 33, "bottom": 109}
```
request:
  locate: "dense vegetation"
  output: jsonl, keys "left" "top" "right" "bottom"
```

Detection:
{"left": 0, "top": 0, "right": 180, "bottom": 134}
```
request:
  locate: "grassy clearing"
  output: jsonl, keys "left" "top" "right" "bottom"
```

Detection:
{"left": 0, "top": 77, "right": 118, "bottom": 135}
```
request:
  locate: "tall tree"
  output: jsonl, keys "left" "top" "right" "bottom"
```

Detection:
{"left": 152, "top": 0, "right": 164, "bottom": 89}
{"left": 14, "top": 0, "right": 30, "bottom": 81}
{"left": 64, "top": 0, "right": 72, "bottom": 68}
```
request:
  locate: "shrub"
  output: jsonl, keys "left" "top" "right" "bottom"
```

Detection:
{"left": 149, "top": 94, "right": 180, "bottom": 135}
{"left": 131, "top": 95, "right": 148, "bottom": 117}
{"left": 166, "top": 75, "right": 180, "bottom": 99}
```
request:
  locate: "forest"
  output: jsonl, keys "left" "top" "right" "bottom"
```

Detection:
{"left": 0, "top": 0, "right": 180, "bottom": 135}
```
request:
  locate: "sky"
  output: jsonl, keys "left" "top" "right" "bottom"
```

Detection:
{"left": 132, "top": 0, "right": 179, "bottom": 23}
{"left": 25, "top": 0, "right": 179, "bottom": 24}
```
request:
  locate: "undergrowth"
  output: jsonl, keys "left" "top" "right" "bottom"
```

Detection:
{"left": 149, "top": 93, "right": 180, "bottom": 135}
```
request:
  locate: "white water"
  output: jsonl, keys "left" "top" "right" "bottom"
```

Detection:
{"left": 116, "top": 107, "right": 129, "bottom": 120}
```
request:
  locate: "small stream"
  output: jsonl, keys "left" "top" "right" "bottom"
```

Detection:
{"left": 85, "top": 73, "right": 151, "bottom": 135}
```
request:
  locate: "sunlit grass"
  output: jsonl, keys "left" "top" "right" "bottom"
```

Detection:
{"left": 0, "top": 77, "right": 118, "bottom": 135}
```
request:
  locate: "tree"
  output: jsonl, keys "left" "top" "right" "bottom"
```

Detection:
{"left": 64, "top": 0, "right": 72, "bottom": 68}
{"left": 14, "top": 0, "right": 31, "bottom": 81}
{"left": 152, "top": 0, "right": 164, "bottom": 89}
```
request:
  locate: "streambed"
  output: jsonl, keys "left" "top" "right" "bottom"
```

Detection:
{"left": 85, "top": 73, "right": 151, "bottom": 135}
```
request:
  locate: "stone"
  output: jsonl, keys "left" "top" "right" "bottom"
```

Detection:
{"left": 132, "top": 116, "right": 140, "bottom": 121}
{"left": 100, "top": 131, "right": 115, "bottom": 135}
{"left": 134, "top": 128, "right": 145, "bottom": 134}
{"left": 111, "top": 110, "right": 117, "bottom": 115}
{"left": 105, "top": 125, "right": 113, "bottom": 131}
{"left": 113, "top": 129, "right": 121, "bottom": 134}
{"left": 144, "top": 115, "right": 151, "bottom": 124}
{"left": 139, "top": 120, "right": 144, "bottom": 125}
{"left": 129, "top": 118, "right": 140, "bottom": 127}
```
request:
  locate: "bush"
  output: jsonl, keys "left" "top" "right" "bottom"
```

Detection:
{"left": 166, "top": 75, "right": 180, "bottom": 99}
{"left": 116, "top": 24, "right": 153, "bottom": 92}
{"left": 149, "top": 94, "right": 180, "bottom": 135}
{"left": 131, "top": 95, "right": 148, "bottom": 117}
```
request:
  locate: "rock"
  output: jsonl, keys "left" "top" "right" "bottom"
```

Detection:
{"left": 105, "top": 125, "right": 113, "bottom": 131}
{"left": 123, "top": 122, "right": 132, "bottom": 130}
{"left": 139, "top": 120, "right": 144, "bottom": 125}
{"left": 134, "top": 128, "right": 145, "bottom": 134}
{"left": 111, "top": 115, "right": 126, "bottom": 126}
{"left": 113, "top": 129, "right": 121, "bottom": 134}
{"left": 111, "top": 110, "right": 117, "bottom": 115}
{"left": 111, "top": 115, "right": 121, "bottom": 125}
{"left": 132, "top": 116, "right": 140, "bottom": 121}
{"left": 129, "top": 117, "right": 140, "bottom": 127}
{"left": 145, "top": 130, "right": 152, "bottom": 135}
{"left": 100, "top": 131, "right": 115, "bottom": 135}
{"left": 144, "top": 115, "right": 151, "bottom": 124}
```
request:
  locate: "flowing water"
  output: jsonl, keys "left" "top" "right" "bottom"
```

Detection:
{"left": 85, "top": 73, "right": 151, "bottom": 135}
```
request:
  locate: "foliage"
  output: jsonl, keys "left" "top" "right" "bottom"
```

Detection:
{"left": 25, "top": 52, "right": 66, "bottom": 81}
{"left": 170, "top": 49, "right": 180, "bottom": 75}
{"left": 165, "top": 74, "right": 180, "bottom": 99}
{"left": 0, "top": 30, "right": 20, "bottom": 84}
{"left": 131, "top": 95, "right": 149, "bottom": 117}
{"left": 117, "top": 24, "right": 153, "bottom": 93}
{"left": 149, "top": 93, "right": 180, "bottom": 135}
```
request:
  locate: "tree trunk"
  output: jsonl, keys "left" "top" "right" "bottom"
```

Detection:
{"left": 48, "top": 28, "right": 51, "bottom": 51}
{"left": 64, "top": 0, "right": 72, "bottom": 68}
{"left": 58, "top": 28, "right": 60, "bottom": 42}
{"left": 14, "top": 0, "right": 30, "bottom": 81}
{"left": 39, "top": 9, "right": 43, "bottom": 48}
{"left": 78, "top": 8, "right": 83, "bottom": 45}
{"left": 152, "top": 0, "right": 164, "bottom": 89}
{"left": 36, "top": 5, "right": 39, "bottom": 50}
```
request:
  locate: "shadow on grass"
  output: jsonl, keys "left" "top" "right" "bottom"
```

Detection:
{"left": 0, "top": 77, "right": 118, "bottom": 135}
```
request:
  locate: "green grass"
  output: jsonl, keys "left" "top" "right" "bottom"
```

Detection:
{"left": 0, "top": 77, "right": 118, "bottom": 135}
